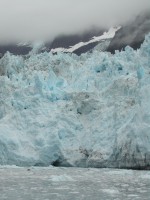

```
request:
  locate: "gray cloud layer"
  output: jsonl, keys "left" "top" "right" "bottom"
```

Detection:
{"left": 0, "top": 0, "right": 150, "bottom": 43}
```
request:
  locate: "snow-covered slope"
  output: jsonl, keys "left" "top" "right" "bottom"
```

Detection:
{"left": 51, "top": 27, "right": 121, "bottom": 54}
{"left": 0, "top": 33, "right": 150, "bottom": 169}
{"left": 0, "top": 27, "right": 106, "bottom": 56}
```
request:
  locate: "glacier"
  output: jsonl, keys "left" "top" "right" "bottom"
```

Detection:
{"left": 0, "top": 33, "right": 150, "bottom": 169}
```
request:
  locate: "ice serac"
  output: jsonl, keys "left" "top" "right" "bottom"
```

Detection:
{"left": 0, "top": 34, "right": 150, "bottom": 169}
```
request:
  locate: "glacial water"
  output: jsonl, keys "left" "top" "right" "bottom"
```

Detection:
{"left": 0, "top": 166, "right": 150, "bottom": 200}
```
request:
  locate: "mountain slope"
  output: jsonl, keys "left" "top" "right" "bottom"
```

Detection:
{"left": 107, "top": 12, "right": 150, "bottom": 53}
{"left": 50, "top": 27, "right": 121, "bottom": 55}
{"left": 0, "top": 12, "right": 150, "bottom": 57}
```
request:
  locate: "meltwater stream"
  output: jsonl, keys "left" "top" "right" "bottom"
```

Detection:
{"left": 0, "top": 167, "right": 150, "bottom": 200}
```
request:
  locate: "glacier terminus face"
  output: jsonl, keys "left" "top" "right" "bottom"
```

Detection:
{"left": 0, "top": 33, "right": 150, "bottom": 169}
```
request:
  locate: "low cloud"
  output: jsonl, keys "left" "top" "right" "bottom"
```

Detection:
{"left": 0, "top": 0, "right": 150, "bottom": 43}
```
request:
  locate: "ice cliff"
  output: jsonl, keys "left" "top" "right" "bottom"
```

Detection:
{"left": 0, "top": 34, "right": 150, "bottom": 169}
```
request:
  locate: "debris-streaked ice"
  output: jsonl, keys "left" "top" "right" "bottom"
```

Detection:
{"left": 0, "top": 33, "right": 150, "bottom": 168}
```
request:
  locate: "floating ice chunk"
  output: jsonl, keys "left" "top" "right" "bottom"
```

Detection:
{"left": 50, "top": 175, "right": 74, "bottom": 182}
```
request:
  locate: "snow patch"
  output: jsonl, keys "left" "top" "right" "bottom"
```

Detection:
{"left": 51, "top": 27, "right": 121, "bottom": 54}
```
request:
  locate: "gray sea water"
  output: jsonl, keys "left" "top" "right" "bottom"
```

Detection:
{"left": 0, "top": 166, "right": 150, "bottom": 200}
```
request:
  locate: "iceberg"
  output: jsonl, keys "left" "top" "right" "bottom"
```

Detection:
{"left": 0, "top": 34, "right": 150, "bottom": 169}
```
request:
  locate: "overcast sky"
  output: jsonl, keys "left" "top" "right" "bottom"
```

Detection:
{"left": 0, "top": 0, "right": 150, "bottom": 43}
